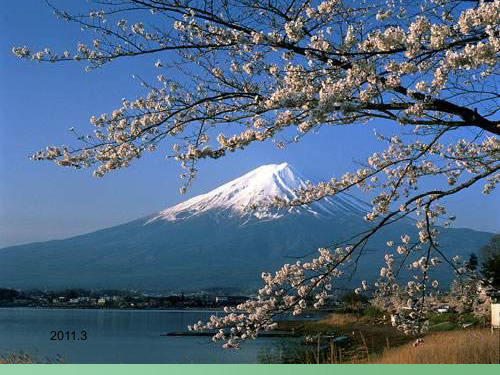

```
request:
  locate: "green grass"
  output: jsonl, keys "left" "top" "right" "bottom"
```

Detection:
{"left": 429, "top": 322, "right": 458, "bottom": 331}
{"left": 460, "top": 313, "right": 479, "bottom": 324}
{"left": 427, "top": 312, "right": 481, "bottom": 331}
{"left": 428, "top": 312, "right": 459, "bottom": 324}
{"left": 363, "top": 306, "right": 384, "bottom": 318}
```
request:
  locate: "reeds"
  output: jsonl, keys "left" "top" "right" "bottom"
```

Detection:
{"left": 0, "top": 352, "right": 64, "bottom": 364}
{"left": 319, "top": 313, "right": 363, "bottom": 325}
{"left": 371, "top": 329, "right": 499, "bottom": 364}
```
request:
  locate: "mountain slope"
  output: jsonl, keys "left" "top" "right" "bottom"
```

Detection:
{"left": 0, "top": 164, "right": 494, "bottom": 291}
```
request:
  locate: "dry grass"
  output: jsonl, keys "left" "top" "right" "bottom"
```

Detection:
{"left": 0, "top": 353, "right": 35, "bottom": 364}
{"left": 275, "top": 313, "right": 499, "bottom": 364}
{"left": 319, "top": 313, "right": 364, "bottom": 325}
{"left": 371, "top": 329, "right": 499, "bottom": 364}
{"left": 0, "top": 352, "right": 64, "bottom": 364}
{"left": 275, "top": 313, "right": 414, "bottom": 363}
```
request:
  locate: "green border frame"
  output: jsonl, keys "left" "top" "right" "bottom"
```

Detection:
{"left": 1, "top": 364, "right": 498, "bottom": 375}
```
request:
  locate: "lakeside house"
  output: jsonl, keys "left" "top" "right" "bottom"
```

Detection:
{"left": 436, "top": 305, "right": 450, "bottom": 314}
{"left": 491, "top": 292, "right": 500, "bottom": 329}
{"left": 492, "top": 303, "right": 500, "bottom": 328}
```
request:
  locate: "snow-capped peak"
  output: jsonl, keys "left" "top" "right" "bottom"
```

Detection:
{"left": 150, "top": 163, "right": 367, "bottom": 222}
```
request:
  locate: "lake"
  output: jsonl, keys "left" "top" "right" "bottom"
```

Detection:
{"left": 0, "top": 308, "right": 283, "bottom": 363}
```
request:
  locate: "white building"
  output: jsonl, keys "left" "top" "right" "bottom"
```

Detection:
{"left": 492, "top": 302, "right": 500, "bottom": 329}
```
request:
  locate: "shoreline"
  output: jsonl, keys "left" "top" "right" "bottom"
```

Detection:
{"left": 0, "top": 305, "right": 331, "bottom": 316}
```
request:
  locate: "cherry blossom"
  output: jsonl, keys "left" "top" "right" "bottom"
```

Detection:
{"left": 12, "top": 0, "right": 499, "bottom": 347}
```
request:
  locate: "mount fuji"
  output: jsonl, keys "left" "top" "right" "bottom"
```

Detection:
{"left": 0, "top": 163, "right": 493, "bottom": 292}
{"left": 149, "top": 163, "right": 368, "bottom": 222}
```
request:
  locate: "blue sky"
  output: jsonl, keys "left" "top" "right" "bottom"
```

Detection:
{"left": 0, "top": 0, "right": 498, "bottom": 248}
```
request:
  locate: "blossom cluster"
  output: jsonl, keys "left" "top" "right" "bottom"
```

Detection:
{"left": 14, "top": 1, "right": 498, "bottom": 182}
{"left": 369, "top": 250, "right": 444, "bottom": 335}
{"left": 190, "top": 247, "right": 351, "bottom": 348}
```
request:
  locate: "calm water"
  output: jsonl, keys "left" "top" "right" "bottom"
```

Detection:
{"left": 0, "top": 308, "right": 280, "bottom": 363}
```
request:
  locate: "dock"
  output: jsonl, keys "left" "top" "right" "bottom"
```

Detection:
{"left": 161, "top": 331, "right": 302, "bottom": 338}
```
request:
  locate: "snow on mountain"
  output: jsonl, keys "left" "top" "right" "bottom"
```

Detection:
{"left": 150, "top": 163, "right": 368, "bottom": 222}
